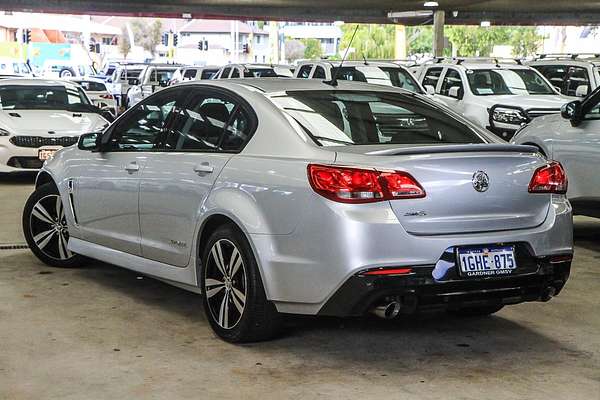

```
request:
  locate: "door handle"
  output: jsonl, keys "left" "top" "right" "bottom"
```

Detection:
{"left": 125, "top": 162, "right": 140, "bottom": 173}
{"left": 193, "top": 162, "right": 214, "bottom": 174}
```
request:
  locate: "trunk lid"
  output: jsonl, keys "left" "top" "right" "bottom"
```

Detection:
{"left": 333, "top": 144, "right": 551, "bottom": 235}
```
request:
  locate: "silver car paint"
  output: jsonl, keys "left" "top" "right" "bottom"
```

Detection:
{"left": 512, "top": 112, "right": 600, "bottom": 204}
{"left": 39, "top": 79, "right": 573, "bottom": 316}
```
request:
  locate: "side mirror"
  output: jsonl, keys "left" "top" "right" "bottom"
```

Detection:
{"left": 424, "top": 85, "right": 435, "bottom": 95}
{"left": 78, "top": 132, "right": 102, "bottom": 151}
{"left": 575, "top": 85, "right": 589, "bottom": 98}
{"left": 448, "top": 86, "right": 462, "bottom": 99}
{"left": 553, "top": 85, "right": 562, "bottom": 93}
{"left": 561, "top": 100, "right": 583, "bottom": 126}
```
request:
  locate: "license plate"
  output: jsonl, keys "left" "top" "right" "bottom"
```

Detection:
{"left": 457, "top": 245, "right": 517, "bottom": 277}
{"left": 38, "top": 147, "right": 60, "bottom": 161}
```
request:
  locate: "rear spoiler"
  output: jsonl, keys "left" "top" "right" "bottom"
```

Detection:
{"left": 366, "top": 144, "right": 540, "bottom": 156}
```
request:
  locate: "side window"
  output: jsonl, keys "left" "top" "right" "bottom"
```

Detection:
{"left": 183, "top": 69, "right": 197, "bottom": 79}
{"left": 231, "top": 68, "right": 240, "bottom": 78}
{"left": 440, "top": 69, "right": 464, "bottom": 98}
{"left": 297, "top": 65, "right": 312, "bottom": 78}
{"left": 422, "top": 67, "right": 443, "bottom": 90}
{"left": 566, "top": 66, "right": 590, "bottom": 97}
{"left": 535, "top": 65, "right": 567, "bottom": 92}
{"left": 107, "top": 91, "right": 179, "bottom": 151}
{"left": 163, "top": 91, "right": 253, "bottom": 152}
{"left": 313, "top": 66, "right": 326, "bottom": 79}
{"left": 584, "top": 96, "right": 600, "bottom": 120}
{"left": 221, "top": 67, "right": 232, "bottom": 78}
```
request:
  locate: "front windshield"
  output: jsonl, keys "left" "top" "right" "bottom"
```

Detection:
{"left": 467, "top": 69, "right": 555, "bottom": 96}
{"left": 244, "top": 68, "right": 278, "bottom": 77}
{"left": 0, "top": 85, "right": 92, "bottom": 111}
{"left": 330, "top": 66, "right": 422, "bottom": 93}
{"left": 273, "top": 90, "right": 485, "bottom": 146}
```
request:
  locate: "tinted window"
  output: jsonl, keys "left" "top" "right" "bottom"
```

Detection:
{"left": 76, "top": 80, "right": 107, "bottom": 92}
{"left": 440, "top": 69, "right": 464, "bottom": 97}
{"left": 201, "top": 69, "right": 218, "bottom": 79}
{"left": 534, "top": 65, "right": 567, "bottom": 91}
{"left": 313, "top": 66, "right": 326, "bottom": 79}
{"left": 378, "top": 67, "right": 422, "bottom": 93}
{"left": 330, "top": 67, "right": 367, "bottom": 82}
{"left": 231, "top": 68, "right": 240, "bottom": 78}
{"left": 274, "top": 90, "right": 485, "bottom": 146}
{"left": 164, "top": 91, "right": 252, "bottom": 152}
{"left": 297, "top": 65, "right": 312, "bottom": 78}
{"left": 108, "top": 91, "right": 179, "bottom": 151}
{"left": 243, "top": 68, "right": 277, "bottom": 77}
{"left": 566, "top": 66, "right": 590, "bottom": 96}
{"left": 221, "top": 67, "right": 232, "bottom": 78}
{"left": 422, "top": 67, "right": 443, "bottom": 89}
{"left": 183, "top": 69, "right": 197, "bottom": 79}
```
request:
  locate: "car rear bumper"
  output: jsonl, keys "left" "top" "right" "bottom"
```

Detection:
{"left": 318, "top": 255, "right": 571, "bottom": 317}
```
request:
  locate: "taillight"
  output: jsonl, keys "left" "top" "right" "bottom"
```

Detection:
{"left": 307, "top": 164, "right": 425, "bottom": 203}
{"left": 528, "top": 161, "right": 568, "bottom": 194}
{"left": 100, "top": 94, "right": 113, "bottom": 99}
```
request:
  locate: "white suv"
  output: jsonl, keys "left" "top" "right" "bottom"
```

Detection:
{"left": 527, "top": 53, "right": 600, "bottom": 98}
{"left": 168, "top": 66, "right": 220, "bottom": 85}
{"left": 294, "top": 60, "right": 429, "bottom": 94}
{"left": 126, "top": 64, "right": 181, "bottom": 108}
{"left": 415, "top": 58, "right": 571, "bottom": 140}
{"left": 213, "top": 64, "right": 293, "bottom": 79}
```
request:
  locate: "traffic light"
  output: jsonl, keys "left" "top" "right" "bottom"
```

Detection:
{"left": 198, "top": 40, "right": 208, "bottom": 51}
{"left": 88, "top": 43, "right": 100, "bottom": 53}
{"left": 242, "top": 43, "right": 249, "bottom": 53}
{"left": 173, "top": 34, "right": 178, "bottom": 47}
{"left": 162, "top": 32, "right": 169, "bottom": 46}
{"left": 23, "top": 29, "right": 31, "bottom": 44}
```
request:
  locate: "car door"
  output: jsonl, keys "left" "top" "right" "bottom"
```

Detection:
{"left": 554, "top": 91, "right": 600, "bottom": 202}
{"left": 74, "top": 89, "right": 181, "bottom": 255}
{"left": 438, "top": 68, "right": 466, "bottom": 114}
{"left": 138, "top": 87, "right": 256, "bottom": 267}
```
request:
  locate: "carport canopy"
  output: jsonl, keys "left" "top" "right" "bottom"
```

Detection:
{"left": 4, "top": 0, "right": 600, "bottom": 25}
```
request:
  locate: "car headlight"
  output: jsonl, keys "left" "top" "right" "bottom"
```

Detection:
{"left": 0, "top": 127, "right": 10, "bottom": 136}
{"left": 492, "top": 108, "right": 528, "bottom": 125}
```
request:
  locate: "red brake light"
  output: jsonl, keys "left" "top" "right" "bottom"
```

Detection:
{"left": 307, "top": 164, "right": 425, "bottom": 203}
{"left": 528, "top": 161, "right": 568, "bottom": 194}
{"left": 100, "top": 94, "right": 113, "bottom": 99}
{"left": 361, "top": 267, "right": 413, "bottom": 276}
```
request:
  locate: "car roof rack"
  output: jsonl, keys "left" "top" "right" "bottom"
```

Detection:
{"left": 434, "top": 57, "right": 523, "bottom": 67}
{"left": 535, "top": 53, "right": 600, "bottom": 60}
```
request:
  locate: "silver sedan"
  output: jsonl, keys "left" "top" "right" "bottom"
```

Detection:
{"left": 23, "top": 79, "right": 573, "bottom": 342}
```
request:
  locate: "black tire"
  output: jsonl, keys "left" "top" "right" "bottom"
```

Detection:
{"left": 59, "top": 68, "right": 75, "bottom": 78}
{"left": 449, "top": 304, "right": 504, "bottom": 317}
{"left": 200, "top": 224, "right": 282, "bottom": 343}
{"left": 22, "top": 182, "right": 86, "bottom": 268}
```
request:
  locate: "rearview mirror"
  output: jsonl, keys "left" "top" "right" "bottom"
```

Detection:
{"left": 424, "top": 85, "right": 435, "bottom": 95}
{"left": 575, "top": 85, "right": 589, "bottom": 98}
{"left": 561, "top": 100, "right": 583, "bottom": 126}
{"left": 448, "top": 86, "right": 462, "bottom": 99}
{"left": 78, "top": 132, "right": 102, "bottom": 151}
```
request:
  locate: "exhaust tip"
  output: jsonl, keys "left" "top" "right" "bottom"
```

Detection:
{"left": 371, "top": 301, "right": 402, "bottom": 319}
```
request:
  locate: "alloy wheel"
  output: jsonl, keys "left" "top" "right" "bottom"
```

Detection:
{"left": 29, "top": 194, "right": 73, "bottom": 260}
{"left": 204, "top": 239, "right": 248, "bottom": 329}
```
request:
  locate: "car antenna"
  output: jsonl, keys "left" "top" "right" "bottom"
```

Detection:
{"left": 324, "top": 24, "right": 359, "bottom": 87}
{"left": 362, "top": 55, "right": 369, "bottom": 65}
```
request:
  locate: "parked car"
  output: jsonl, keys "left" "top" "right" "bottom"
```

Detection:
{"left": 0, "top": 79, "right": 108, "bottom": 173}
{"left": 294, "top": 60, "right": 429, "bottom": 94}
{"left": 42, "top": 60, "right": 96, "bottom": 79}
{"left": 527, "top": 53, "right": 600, "bottom": 98}
{"left": 0, "top": 58, "right": 34, "bottom": 77}
{"left": 169, "top": 66, "right": 221, "bottom": 85}
{"left": 68, "top": 78, "right": 118, "bottom": 118}
{"left": 414, "top": 58, "right": 571, "bottom": 140}
{"left": 512, "top": 85, "right": 600, "bottom": 217}
{"left": 105, "top": 64, "right": 146, "bottom": 108}
{"left": 126, "top": 64, "right": 180, "bottom": 107}
{"left": 213, "top": 64, "right": 292, "bottom": 79}
{"left": 23, "top": 79, "right": 572, "bottom": 342}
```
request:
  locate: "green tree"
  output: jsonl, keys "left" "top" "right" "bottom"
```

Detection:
{"left": 445, "top": 26, "right": 544, "bottom": 57}
{"left": 339, "top": 24, "right": 395, "bottom": 60}
{"left": 131, "top": 19, "right": 163, "bottom": 57}
{"left": 301, "top": 38, "right": 323, "bottom": 59}
{"left": 406, "top": 26, "right": 433, "bottom": 55}
{"left": 118, "top": 26, "right": 131, "bottom": 59}
{"left": 508, "top": 27, "right": 545, "bottom": 57}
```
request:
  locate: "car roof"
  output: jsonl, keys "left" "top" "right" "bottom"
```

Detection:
{"left": 177, "top": 77, "right": 413, "bottom": 95}
{"left": 67, "top": 77, "right": 106, "bottom": 84}
{"left": 299, "top": 60, "right": 405, "bottom": 68}
{"left": 0, "top": 78, "right": 81, "bottom": 88}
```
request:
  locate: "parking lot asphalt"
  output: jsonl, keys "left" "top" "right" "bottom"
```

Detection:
{"left": 1, "top": 175, "right": 599, "bottom": 400}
